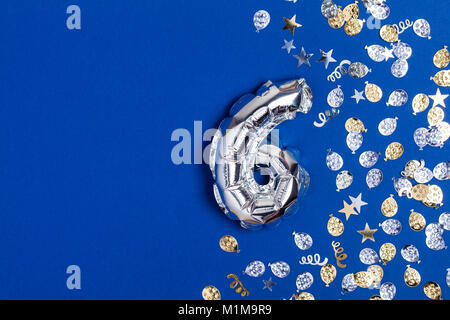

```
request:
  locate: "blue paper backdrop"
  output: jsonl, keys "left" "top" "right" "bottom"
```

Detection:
{"left": 0, "top": 0, "right": 448, "bottom": 300}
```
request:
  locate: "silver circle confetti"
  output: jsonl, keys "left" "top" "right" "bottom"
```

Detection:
{"left": 253, "top": 10, "right": 270, "bottom": 32}
{"left": 348, "top": 62, "right": 371, "bottom": 79}
{"left": 327, "top": 85, "right": 344, "bottom": 108}
{"left": 439, "top": 212, "right": 450, "bottom": 231}
{"left": 413, "top": 18, "right": 431, "bottom": 39}
{"left": 326, "top": 149, "right": 344, "bottom": 171}
{"left": 359, "top": 151, "right": 380, "bottom": 168}
{"left": 380, "top": 219, "right": 402, "bottom": 236}
{"left": 359, "top": 248, "right": 380, "bottom": 265}
{"left": 366, "top": 44, "right": 386, "bottom": 62}
{"left": 387, "top": 89, "right": 408, "bottom": 107}
{"left": 244, "top": 261, "right": 266, "bottom": 277}
{"left": 268, "top": 261, "right": 290, "bottom": 278}
{"left": 414, "top": 167, "right": 433, "bottom": 184}
{"left": 378, "top": 117, "right": 398, "bottom": 136}
{"left": 336, "top": 170, "right": 353, "bottom": 191}
{"left": 392, "top": 42, "right": 412, "bottom": 60}
{"left": 296, "top": 272, "right": 314, "bottom": 291}
{"left": 379, "top": 282, "right": 396, "bottom": 300}
{"left": 401, "top": 245, "right": 420, "bottom": 263}
{"left": 321, "top": 0, "right": 338, "bottom": 19}
{"left": 414, "top": 128, "right": 429, "bottom": 150}
{"left": 366, "top": 168, "right": 383, "bottom": 189}
{"left": 341, "top": 273, "right": 358, "bottom": 294}
{"left": 346, "top": 132, "right": 363, "bottom": 154}
{"left": 391, "top": 59, "right": 409, "bottom": 78}
{"left": 293, "top": 232, "right": 313, "bottom": 250}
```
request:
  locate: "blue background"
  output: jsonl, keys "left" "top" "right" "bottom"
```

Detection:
{"left": 0, "top": 0, "right": 448, "bottom": 300}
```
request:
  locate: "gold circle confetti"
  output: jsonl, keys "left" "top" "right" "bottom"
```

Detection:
{"left": 430, "top": 70, "right": 450, "bottom": 87}
{"left": 344, "top": 18, "right": 364, "bottom": 36}
{"left": 345, "top": 117, "right": 367, "bottom": 133}
{"left": 342, "top": 1, "right": 359, "bottom": 21}
{"left": 404, "top": 265, "right": 421, "bottom": 287}
{"left": 328, "top": 7, "right": 345, "bottom": 29}
{"left": 219, "top": 235, "right": 240, "bottom": 253}
{"left": 202, "top": 285, "right": 221, "bottom": 300}
{"left": 427, "top": 106, "right": 445, "bottom": 127}
{"left": 381, "top": 194, "right": 398, "bottom": 217}
{"left": 380, "top": 24, "right": 399, "bottom": 43}
{"left": 367, "top": 265, "right": 384, "bottom": 286}
{"left": 292, "top": 292, "right": 315, "bottom": 300}
{"left": 409, "top": 209, "right": 426, "bottom": 231}
{"left": 411, "top": 184, "right": 430, "bottom": 202}
{"left": 433, "top": 46, "right": 450, "bottom": 69}
{"left": 402, "top": 160, "right": 422, "bottom": 179}
{"left": 425, "top": 185, "right": 444, "bottom": 207}
{"left": 384, "top": 142, "right": 404, "bottom": 161}
{"left": 369, "top": 295, "right": 383, "bottom": 300}
{"left": 320, "top": 264, "right": 337, "bottom": 287}
{"left": 412, "top": 94, "right": 430, "bottom": 115}
{"left": 423, "top": 281, "right": 442, "bottom": 300}
{"left": 327, "top": 214, "right": 344, "bottom": 237}
{"left": 379, "top": 242, "right": 396, "bottom": 265}
{"left": 365, "top": 81, "right": 383, "bottom": 103}
{"left": 353, "top": 271, "right": 373, "bottom": 288}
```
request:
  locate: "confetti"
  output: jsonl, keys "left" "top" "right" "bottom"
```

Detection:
{"left": 404, "top": 265, "right": 421, "bottom": 287}
{"left": 293, "top": 232, "right": 313, "bottom": 250}
{"left": 219, "top": 235, "right": 240, "bottom": 253}
{"left": 331, "top": 241, "right": 347, "bottom": 268}
{"left": 327, "top": 85, "right": 345, "bottom": 107}
{"left": 281, "top": 39, "right": 296, "bottom": 54}
{"left": 359, "top": 248, "right": 380, "bottom": 265}
{"left": 366, "top": 168, "right": 383, "bottom": 189}
{"left": 379, "top": 282, "right": 396, "bottom": 300}
{"left": 320, "top": 264, "right": 337, "bottom": 287}
{"left": 299, "top": 254, "right": 328, "bottom": 266}
{"left": 380, "top": 24, "right": 399, "bottom": 43}
{"left": 357, "top": 223, "right": 378, "bottom": 243}
{"left": 296, "top": 272, "right": 314, "bottom": 291}
{"left": 351, "top": 89, "right": 366, "bottom": 103}
{"left": 423, "top": 282, "right": 442, "bottom": 300}
{"left": 282, "top": 15, "right": 301, "bottom": 35}
{"left": 317, "top": 49, "right": 337, "bottom": 69}
{"left": 228, "top": 274, "right": 250, "bottom": 297}
{"left": 293, "top": 47, "right": 314, "bottom": 67}
{"left": 336, "top": 171, "right": 354, "bottom": 192}
{"left": 244, "top": 261, "right": 265, "bottom": 277}
{"left": 326, "top": 149, "right": 344, "bottom": 171}
{"left": 347, "top": 131, "right": 363, "bottom": 154}
{"left": 386, "top": 89, "right": 408, "bottom": 106}
{"left": 401, "top": 244, "right": 420, "bottom": 263}
{"left": 327, "top": 214, "right": 344, "bottom": 236}
{"left": 413, "top": 19, "right": 431, "bottom": 39}
{"left": 379, "top": 243, "right": 396, "bottom": 265}
{"left": 409, "top": 209, "right": 426, "bottom": 231}
{"left": 381, "top": 194, "right": 398, "bottom": 217}
{"left": 268, "top": 261, "right": 291, "bottom": 278}
{"left": 380, "top": 219, "right": 402, "bottom": 236}
{"left": 253, "top": 10, "right": 271, "bottom": 32}
{"left": 433, "top": 46, "right": 450, "bottom": 68}
{"left": 378, "top": 117, "right": 398, "bottom": 136}
{"left": 429, "top": 88, "right": 448, "bottom": 108}
{"left": 364, "top": 81, "right": 383, "bottom": 102}
{"left": 202, "top": 285, "right": 221, "bottom": 300}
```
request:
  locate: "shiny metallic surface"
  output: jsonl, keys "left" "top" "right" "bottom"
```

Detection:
{"left": 210, "top": 79, "right": 312, "bottom": 230}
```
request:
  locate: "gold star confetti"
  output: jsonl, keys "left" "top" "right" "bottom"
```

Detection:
{"left": 433, "top": 46, "right": 450, "bottom": 68}
{"left": 282, "top": 15, "right": 302, "bottom": 35}
{"left": 338, "top": 200, "right": 358, "bottom": 220}
{"left": 357, "top": 223, "right": 378, "bottom": 243}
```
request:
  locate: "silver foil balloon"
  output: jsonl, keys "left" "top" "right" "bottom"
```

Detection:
{"left": 293, "top": 232, "right": 313, "bottom": 250}
{"left": 210, "top": 79, "right": 312, "bottom": 230}
{"left": 393, "top": 42, "right": 412, "bottom": 60}
{"left": 414, "top": 127, "right": 429, "bottom": 150}
{"left": 386, "top": 89, "right": 408, "bottom": 107}
{"left": 366, "top": 168, "right": 383, "bottom": 189}
{"left": 393, "top": 177, "right": 412, "bottom": 197}
{"left": 427, "top": 127, "right": 445, "bottom": 148}
{"left": 348, "top": 62, "right": 371, "bottom": 79}
{"left": 369, "top": 3, "right": 390, "bottom": 20}
{"left": 326, "top": 149, "right": 344, "bottom": 171}
{"left": 366, "top": 44, "right": 386, "bottom": 62}
{"left": 414, "top": 167, "right": 433, "bottom": 184}
{"left": 401, "top": 245, "right": 420, "bottom": 263}
{"left": 321, "top": 0, "right": 338, "bottom": 19}
{"left": 380, "top": 219, "right": 402, "bottom": 236}
{"left": 425, "top": 223, "right": 444, "bottom": 237}
{"left": 359, "top": 248, "right": 380, "bottom": 265}
{"left": 336, "top": 170, "right": 353, "bottom": 191}
{"left": 296, "top": 272, "right": 314, "bottom": 291}
{"left": 346, "top": 132, "right": 363, "bottom": 154}
{"left": 391, "top": 59, "right": 409, "bottom": 78}
{"left": 327, "top": 85, "right": 344, "bottom": 108}
{"left": 341, "top": 273, "right": 358, "bottom": 294}
{"left": 413, "top": 19, "right": 431, "bottom": 39}
{"left": 379, "top": 282, "right": 396, "bottom": 300}
{"left": 378, "top": 117, "right": 398, "bottom": 136}
{"left": 433, "top": 162, "right": 449, "bottom": 180}
{"left": 253, "top": 10, "right": 270, "bottom": 32}
{"left": 244, "top": 261, "right": 266, "bottom": 277}
{"left": 359, "top": 151, "right": 380, "bottom": 168}
{"left": 268, "top": 261, "right": 290, "bottom": 278}
{"left": 439, "top": 212, "right": 450, "bottom": 231}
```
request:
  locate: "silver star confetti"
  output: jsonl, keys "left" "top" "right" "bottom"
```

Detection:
{"left": 281, "top": 39, "right": 296, "bottom": 54}
{"left": 262, "top": 277, "right": 276, "bottom": 291}
{"left": 349, "top": 193, "right": 368, "bottom": 213}
{"left": 429, "top": 88, "right": 448, "bottom": 108}
{"left": 317, "top": 49, "right": 337, "bottom": 69}
{"left": 351, "top": 89, "right": 366, "bottom": 104}
{"left": 293, "top": 47, "right": 313, "bottom": 67}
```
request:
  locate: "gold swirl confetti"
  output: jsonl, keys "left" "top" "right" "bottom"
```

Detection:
{"left": 320, "top": 264, "right": 337, "bottom": 287}
{"left": 227, "top": 274, "right": 249, "bottom": 297}
{"left": 430, "top": 70, "right": 450, "bottom": 87}
{"left": 342, "top": 1, "right": 359, "bottom": 21}
{"left": 411, "top": 184, "right": 429, "bottom": 202}
{"left": 219, "top": 235, "right": 240, "bottom": 253}
{"left": 433, "top": 46, "right": 450, "bottom": 69}
{"left": 412, "top": 94, "right": 430, "bottom": 115}
{"left": 353, "top": 271, "right": 373, "bottom": 288}
{"left": 328, "top": 7, "right": 345, "bottom": 29}
{"left": 344, "top": 18, "right": 364, "bottom": 36}
{"left": 427, "top": 106, "right": 445, "bottom": 127}
{"left": 202, "top": 285, "right": 221, "bottom": 300}
{"left": 364, "top": 81, "right": 383, "bottom": 103}
{"left": 331, "top": 241, "right": 347, "bottom": 268}
{"left": 367, "top": 265, "right": 384, "bottom": 286}
{"left": 384, "top": 142, "right": 404, "bottom": 161}
{"left": 380, "top": 24, "right": 399, "bottom": 42}
{"left": 381, "top": 194, "right": 398, "bottom": 217}
{"left": 292, "top": 292, "right": 315, "bottom": 300}
{"left": 409, "top": 209, "right": 426, "bottom": 231}
{"left": 327, "top": 214, "right": 344, "bottom": 237}
{"left": 345, "top": 117, "right": 367, "bottom": 133}
{"left": 379, "top": 243, "right": 396, "bottom": 265}
{"left": 404, "top": 265, "right": 421, "bottom": 287}
{"left": 423, "top": 281, "right": 442, "bottom": 300}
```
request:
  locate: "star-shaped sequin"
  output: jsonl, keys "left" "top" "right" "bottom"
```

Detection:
{"left": 338, "top": 200, "right": 359, "bottom": 221}
{"left": 263, "top": 277, "right": 276, "bottom": 291}
{"left": 349, "top": 193, "right": 368, "bottom": 213}
{"left": 282, "top": 15, "right": 302, "bottom": 36}
{"left": 351, "top": 89, "right": 366, "bottom": 104}
{"left": 383, "top": 47, "right": 394, "bottom": 61}
{"left": 429, "top": 88, "right": 448, "bottom": 108}
{"left": 317, "top": 49, "right": 337, "bottom": 69}
{"left": 293, "top": 47, "right": 313, "bottom": 67}
{"left": 281, "top": 39, "right": 296, "bottom": 54}
{"left": 357, "top": 223, "right": 378, "bottom": 243}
